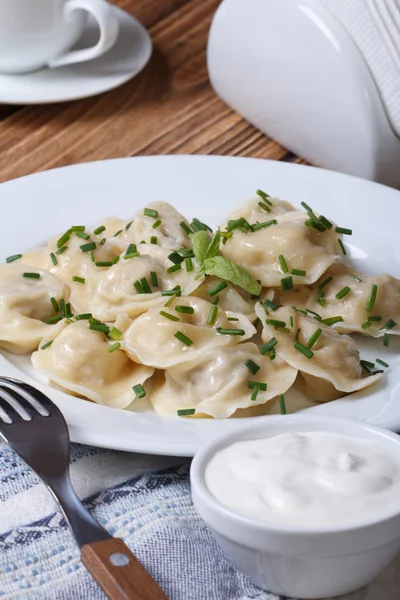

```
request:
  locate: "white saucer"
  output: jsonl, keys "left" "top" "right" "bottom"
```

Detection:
{"left": 0, "top": 7, "right": 152, "bottom": 105}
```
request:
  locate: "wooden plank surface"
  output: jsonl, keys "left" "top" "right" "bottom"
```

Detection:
{"left": 0, "top": 0, "right": 304, "bottom": 184}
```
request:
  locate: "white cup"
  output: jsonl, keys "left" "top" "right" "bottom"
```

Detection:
{"left": 0, "top": 0, "right": 120, "bottom": 74}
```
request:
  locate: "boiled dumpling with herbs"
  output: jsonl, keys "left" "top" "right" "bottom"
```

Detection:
{"left": 150, "top": 342, "right": 297, "bottom": 419}
{"left": 107, "top": 202, "right": 194, "bottom": 251}
{"left": 32, "top": 320, "right": 154, "bottom": 409}
{"left": 221, "top": 210, "right": 342, "bottom": 288}
{"left": 88, "top": 243, "right": 204, "bottom": 321}
{"left": 191, "top": 277, "right": 256, "bottom": 322}
{"left": 221, "top": 194, "right": 296, "bottom": 229}
{"left": 122, "top": 296, "right": 256, "bottom": 369}
{"left": 0, "top": 263, "right": 68, "bottom": 354}
{"left": 279, "top": 264, "right": 400, "bottom": 338}
{"left": 255, "top": 304, "right": 382, "bottom": 402}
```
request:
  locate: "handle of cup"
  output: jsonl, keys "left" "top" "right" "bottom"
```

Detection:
{"left": 47, "top": 0, "right": 119, "bottom": 68}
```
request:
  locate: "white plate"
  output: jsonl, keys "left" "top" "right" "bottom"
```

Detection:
{"left": 1, "top": 155, "right": 399, "bottom": 456}
{"left": 0, "top": 8, "right": 152, "bottom": 105}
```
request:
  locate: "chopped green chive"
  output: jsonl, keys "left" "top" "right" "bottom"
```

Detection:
{"left": 144, "top": 208, "right": 158, "bottom": 218}
{"left": 23, "top": 272, "right": 40, "bottom": 279}
{"left": 316, "top": 291, "right": 326, "bottom": 307}
{"left": 56, "top": 245, "right": 68, "bottom": 255}
{"left": 59, "top": 299, "right": 66, "bottom": 317}
{"left": 338, "top": 239, "right": 346, "bottom": 255}
{"left": 226, "top": 218, "right": 252, "bottom": 233}
{"left": 167, "top": 264, "right": 182, "bottom": 274}
{"left": 290, "top": 316, "right": 294, "bottom": 328}
{"left": 351, "top": 274, "right": 362, "bottom": 282}
{"left": 152, "top": 219, "right": 162, "bottom": 229}
{"left": 93, "top": 225, "right": 106, "bottom": 235}
{"left": 124, "top": 243, "right": 139, "bottom": 259}
{"left": 319, "top": 216, "right": 333, "bottom": 229}
{"left": 211, "top": 295, "right": 220, "bottom": 305}
{"left": 112, "top": 256, "right": 120, "bottom": 265}
{"left": 269, "top": 348, "right": 276, "bottom": 360}
{"left": 75, "top": 231, "right": 90, "bottom": 240}
{"left": 109, "top": 326, "right": 122, "bottom": 340}
{"left": 132, "top": 384, "right": 146, "bottom": 399}
{"left": 175, "top": 305, "right": 194, "bottom": 314}
{"left": 294, "top": 341, "right": 314, "bottom": 359}
{"left": 89, "top": 250, "right": 95, "bottom": 262}
{"left": 321, "top": 316, "right": 344, "bottom": 326}
{"left": 291, "top": 269, "right": 306, "bottom": 277}
{"left": 177, "top": 408, "right": 196, "bottom": 416}
{"left": 161, "top": 286, "right": 182, "bottom": 297}
{"left": 150, "top": 271, "right": 158, "bottom": 288}
{"left": 56, "top": 230, "right": 72, "bottom": 248}
{"left": 301, "top": 201, "right": 314, "bottom": 214}
{"left": 72, "top": 276, "right": 86, "bottom": 284}
{"left": 6, "top": 254, "right": 22, "bottom": 263}
{"left": 108, "top": 342, "right": 121, "bottom": 353}
{"left": 335, "top": 286, "right": 351, "bottom": 300}
{"left": 216, "top": 328, "right": 245, "bottom": 336}
{"left": 168, "top": 252, "right": 184, "bottom": 265}
{"left": 361, "top": 360, "right": 375, "bottom": 371}
{"left": 263, "top": 299, "right": 279, "bottom": 311}
{"left": 362, "top": 321, "right": 372, "bottom": 329}
{"left": 366, "top": 284, "right": 378, "bottom": 312}
{"left": 80, "top": 242, "right": 96, "bottom": 253}
{"left": 260, "top": 337, "right": 278, "bottom": 355}
{"left": 138, "top": 277, "right": 150, "bottom": 294}
{"left": 258, "top": 201, "right": 271, "bottom": 213}
{"left": 256, "top": 190, "right": 273, "bottom": 206}
{"left": 180, "top": 221, "right": 193, "bottom": 235}
{"left": 207, "top": 305, "right": 218, "bottom": 326}
{"left": 281, "top": 276, "right": 293, "bottom": 292}
{"left": 307, "top": 328, "right": 322, "bottom": 349}
{"left": 209, "top": 281, "right": 227, "bottom": 296}
{"left": 266, "top": 319, "right": 286, "bottom": 328}
{"left": 248, "top": 381, "right": 267, "bottom": 391}
{"left": 50, "top": 297, "right": 59, "bottom": 312}
{"left": 307, "top": 309, "right": 322, "bottom": 321}
{"left": 228, "top": 317, "right": 239, "bottom": 321}
{"left": 319, "top": 276, "right": 333, "bottom": 290}
{"left": 40, "top": 340, "right": 53, "bottom": 350}
{"left": 125, "top": 221, "right": 133, "bottom": 231}
{"left": 251, "top": 219, "right": 278, "bottom": 231}
{"left": 245, "top": 359, "right": 260, "bottom": 375}
{"left": 89, "top": 322, "right": 110, "bottom": 334}
{"left": 71, "top": 225, "right": 85, "bottom": 232}
{"left": 279, "top": 255, "right": 289, "bottom": 274}
{"left": 95, "top": 261, "right": 113, "bottom": 268}
{"left": 380, "top": 319, "right": 397, "bottom": 331}
{"left": 376, "top": 358, "right": 389, "bottom": 368}
{"left": 134, "top": 280, "right": 145, "bottom": 294}
{"left": 185, "top": 258, "right": 193, "bottom": 273}
{"left": 174, "top": 331, "right": 193, "bottom": 346}
{"left": 75, "top": 313, "right": 92, "bottom": 321}
{"left": 164, "top": 295, "right": 177, "bottom": 308}
{"left": 279, "top": 394, "right": 287, "bottom": 414}
{"left": 50, "top": 252, "right": 57, "bottom": 266}
{"left": 45, "top": 315, "right": 63, "bottom": 324}
{"left": 336, "top": 227, "right": 352, "bottom": 235}
{"left": 150, "top": 236, "right": 158, "bottom": 245}
{"left": 383, "top": 333, "right": 390, "bottom": 347}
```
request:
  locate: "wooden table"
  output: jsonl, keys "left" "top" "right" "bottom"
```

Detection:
{"left": 0, "top": 0, "right": 304, "bottom": 184}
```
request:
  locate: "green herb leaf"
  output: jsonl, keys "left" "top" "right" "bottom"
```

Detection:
{"left": 203, "top": 256, "right": 261, "bottom": 295}
{"left": 190, "top": 230, "right": 212, "bottom": 266}
{"left": 204, "top": 229, "right": 221, "bottom": 261}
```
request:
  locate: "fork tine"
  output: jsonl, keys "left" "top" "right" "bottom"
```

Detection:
{"left": 0, "top": 377, "right": 55, "bottom": 414}
{"left": 0, "top": 386, "right": 31, "bottom": 422}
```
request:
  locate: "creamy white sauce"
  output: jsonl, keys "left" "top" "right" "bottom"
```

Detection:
{"left": 205, "top": 432, "right": 400, "bottom": 528}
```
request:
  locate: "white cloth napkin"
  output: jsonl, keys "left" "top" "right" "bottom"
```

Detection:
{"left": 320, "top": 0, "right": 400, "bottom": 137}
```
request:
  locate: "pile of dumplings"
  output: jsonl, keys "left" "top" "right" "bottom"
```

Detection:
{"left": 0, "top": 194, "right": 398, "bottom": 419}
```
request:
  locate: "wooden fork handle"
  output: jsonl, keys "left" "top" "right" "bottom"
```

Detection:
{"left": 81, "top": 537, "right": 169, "bottom": 600}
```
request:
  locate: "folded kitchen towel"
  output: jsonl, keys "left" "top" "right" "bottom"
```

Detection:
{"left": 320, "top": 0, "right": 400, "bottom": 137}
{"left": 1, "top": 440, "right": 400, "bottom": 600}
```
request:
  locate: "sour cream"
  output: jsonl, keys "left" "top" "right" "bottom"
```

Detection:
{"left": 205, "top": 432, "right": 400, "bottom": 528}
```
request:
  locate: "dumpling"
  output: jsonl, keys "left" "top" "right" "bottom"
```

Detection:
{"left": 89, "top": 243, "right": 204, "bottom": 321}
{"left": 191, "top": 277, "right": 256, "bottom": 321}
{"left": 255, "top": 304, "right": 382, "bottom": 402}
{"left": 150, "top": 342, "right": 297, "bottom": 419}
{"left": 32, "top": 320, "right": 154, "bottom": 409}
{"left": 0, "top": 263, "right": 68, "bottom": 354}
{"left": 122, "top": 296, "right": 256, "bottom": 368}
{"left": 221, "top": 196, "right": 296, "bottom": 229}
{"left": 106, "top": 202, "right": 193, "bottom": 251}
{"left": 280, "top": 264, "right": 400, "bottom": 337}
{"left": 222, "top": 211, "right": 341, "bottom": 287}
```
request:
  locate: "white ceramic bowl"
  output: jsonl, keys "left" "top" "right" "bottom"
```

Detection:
{"left": 190, "top": 415, "right": 400, "bottom": 599}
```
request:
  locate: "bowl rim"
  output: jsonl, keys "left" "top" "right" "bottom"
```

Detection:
{"left": 190, "top": 414, "right": 400, "bottom": 537}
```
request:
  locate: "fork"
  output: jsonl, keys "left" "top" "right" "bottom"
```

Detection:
{"left": 0, "top": 377, "right": 168, "bottom": 600}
